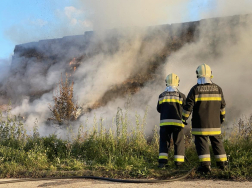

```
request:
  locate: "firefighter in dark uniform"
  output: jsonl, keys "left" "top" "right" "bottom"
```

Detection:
{"left": 157, "top": 73, "right": 186, "bottom": 168}
{"left": 182, "top": 64, "right": 227, "bottom": 173}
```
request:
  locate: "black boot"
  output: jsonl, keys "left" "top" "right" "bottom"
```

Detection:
{"left": 158, "top": 163, "right": 168, "bottom": 169}
{"left": 175, "top": 162, "right": 183, "bottom": 169}
{"left": 197, "top": 165, "right": 211, "bottom": 174}
{"left": 216, "top": 161, "right": 228, "bottom": 171}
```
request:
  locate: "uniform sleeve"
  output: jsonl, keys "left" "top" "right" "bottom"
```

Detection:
{"left": 182, "top": 94, "right": 187, "bottom": 108}
{"left": 220, "top": 88, "right": 226, "bottom": 124}
{"left": 157, "top": 96, "right": 161, "bottom": 113}
{"left": 182, "top": 87, "right": 195, "bottom": 121}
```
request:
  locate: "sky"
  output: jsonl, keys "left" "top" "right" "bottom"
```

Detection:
{"left": 0, "top": 0, "right": 216, "bottom": 61}
{"left": 0, "top": 0, "right": 251, "bottom": 61}
{"left": 0, "top": 0, "right": 88, "bottom": 60}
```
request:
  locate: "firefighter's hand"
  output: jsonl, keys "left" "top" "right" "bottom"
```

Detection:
{"left": 182, "top": 119, "right": 187, "bottom": 125}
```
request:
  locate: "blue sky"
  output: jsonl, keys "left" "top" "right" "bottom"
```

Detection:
{"left": 1, "top": 0, "right": 245, "bottom": 61}
{"left": 0, "top": 1, "right": 47, "bottom": 58}
{"left": 0, "top": 0, "right": 87, "bottom": 59}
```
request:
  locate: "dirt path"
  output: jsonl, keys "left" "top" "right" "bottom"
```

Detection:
{"left": 0, "top": 179, "right": 251, "bottom": 188}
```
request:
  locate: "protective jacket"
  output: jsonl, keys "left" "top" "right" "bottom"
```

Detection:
{"left": 157, "top": 90, "right": 186, "bottom": 127}
{"left": 182, "top": 83, "right": 226, "bottom": 135}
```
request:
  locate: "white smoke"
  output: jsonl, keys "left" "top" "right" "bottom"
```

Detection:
{"left": 78, "top": 0, "right": 191, "bottom": 30}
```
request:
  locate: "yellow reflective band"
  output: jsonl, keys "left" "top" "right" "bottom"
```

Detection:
{"left": 182, "top": 112, "right": 190, "bottom": 118}
{"left": 174, "top": 158, "right": 185, "bottom": 162}
{"left": 195, "top": 97, "right": 222, "bottom": 102}
{"left": 221, "top": 111, "right": 226, "bottom": 115}
{"left": 160, "top": 122, "right": 184, "bottom": 127}
{"left": 192, "top": 131, "right": 221, "bottom": 135}
{"left": 199, "top": 158, "right": 211, "bottom": 162}
{"left": 159, "top": 156, "right": 168, "bottom": 160}
{"left": 215, "top": 158, "right": 227, "bottom": 162}
{"left": 159, "top": 99, "right": 182, "bottom": 105}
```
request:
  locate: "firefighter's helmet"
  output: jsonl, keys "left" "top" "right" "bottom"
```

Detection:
{"left": 196, "top": 63, "right": 213, "bottom": 78}
{"left": 165, "top": 73, "right": 180, "bottom": 86}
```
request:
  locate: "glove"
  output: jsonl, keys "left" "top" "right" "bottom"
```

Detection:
{"left": 182, "top": 119, "right": 187, "bottom": 125}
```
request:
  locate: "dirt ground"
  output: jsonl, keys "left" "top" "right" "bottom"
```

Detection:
{"left": 0, "top": 179, "right": 251, "bottom": 188}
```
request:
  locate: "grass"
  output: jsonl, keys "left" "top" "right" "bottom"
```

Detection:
{"left": 0, "top": 109, "right": 251, "bottom": 180}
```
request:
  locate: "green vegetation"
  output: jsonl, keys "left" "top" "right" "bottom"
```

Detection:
{"left": 0, "top": 109, "right": 251, "bottom": 180}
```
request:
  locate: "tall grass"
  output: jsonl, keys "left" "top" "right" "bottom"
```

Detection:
{"left": 0, "top": 109, "right": 251, "bottom": 180}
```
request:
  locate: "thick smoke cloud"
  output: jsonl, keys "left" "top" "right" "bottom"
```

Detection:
{"left": 0, "top": 58, "right": 11, "bottom": 108}
{"left": 73, "top": 29, "right": 167, "bottom": 108}
{"left": 0, "top": 58, "right": 10, "bottom": 82}
{"left": 77, "top": 0, "right": 190, "bottom": 30}
{"left": 2, "top": 0, "right": 252, "bottom": 137}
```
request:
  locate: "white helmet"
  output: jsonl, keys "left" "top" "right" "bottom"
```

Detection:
{"left": 165, "top": 73, "right": 180, "bottom": 87}
{"left": 196, "top": 63, "right": 213, "bottom": 78}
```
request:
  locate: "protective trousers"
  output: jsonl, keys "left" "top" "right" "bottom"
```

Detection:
{"left": 194, "top": 135, "right": 227, "bottom": 166}
{"left": 159, "top": 126, "right": 185, "bottom": 165}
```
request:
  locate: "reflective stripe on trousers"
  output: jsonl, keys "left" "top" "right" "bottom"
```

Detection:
{"left": 199, "top": 154, "right": 211, "bottom": 162}
{"left": 215, "top": 154, "right": 227, "bottom": 162}
{"left": 174, "top": 155, "right": 184, "bottom": 162}
{"left": 159, "top": 153, "right": 168, "bottom": 160}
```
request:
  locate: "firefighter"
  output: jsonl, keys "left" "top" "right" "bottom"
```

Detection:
{"left": 182, "top": 63, "right": 227, "bottom": 173}
{"left": 157, "top": 73, "right": 186, "bottom": 168}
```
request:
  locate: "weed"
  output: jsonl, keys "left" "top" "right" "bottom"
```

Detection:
{"left": 0, "top": 109, "right": 251, "bottom": 180}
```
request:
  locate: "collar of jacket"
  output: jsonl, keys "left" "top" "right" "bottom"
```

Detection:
{"left": 197, "top": 77, "right": 212, "bottom": 85}
{"left": 165, "top": 86, "right": 177, "bottom": 92}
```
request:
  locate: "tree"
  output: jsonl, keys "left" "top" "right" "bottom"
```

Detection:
{"left": 48, "top": 74, "right": 78, "bottom": 124}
